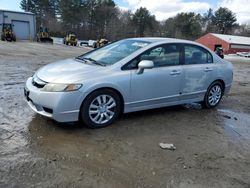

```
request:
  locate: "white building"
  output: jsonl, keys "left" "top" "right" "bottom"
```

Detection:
{"left": 0, "top": 9, "right": 36, "bottom": 40}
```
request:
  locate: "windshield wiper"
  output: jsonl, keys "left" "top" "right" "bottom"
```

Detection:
{"left": 75, "top": 56, "right": 87, "bottom": 62}
{"left": 84, "top": 57, "right": 106, "bottom": 66}
{"left": 75, "top": 57, "right": 105, "bottom": 66}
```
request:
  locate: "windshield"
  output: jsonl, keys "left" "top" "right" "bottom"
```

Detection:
{"left": 78, "top": 39, "right": 150, "bottom": 66}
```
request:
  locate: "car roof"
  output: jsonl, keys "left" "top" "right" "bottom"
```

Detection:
{"left": 125, "top": 37, "right": 213, "bottom": 53}
{"left": 127, "top": 37, "right": 196, "bottom": 44}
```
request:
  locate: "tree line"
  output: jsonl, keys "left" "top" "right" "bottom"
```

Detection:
{"left": 20, "top": 0, "right": 250, "bottom": 41}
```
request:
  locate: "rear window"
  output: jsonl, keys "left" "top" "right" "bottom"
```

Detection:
{"left": 184, "top": 45, "right": 213, "bottom": 64}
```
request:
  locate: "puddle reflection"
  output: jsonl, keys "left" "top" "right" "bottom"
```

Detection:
{"left": 218, "top": 109, "right": 250, "bottom": 140}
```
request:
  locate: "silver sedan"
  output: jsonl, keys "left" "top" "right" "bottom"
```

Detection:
{"left": 25, "top": 38, "right": 233, "bottom": 128}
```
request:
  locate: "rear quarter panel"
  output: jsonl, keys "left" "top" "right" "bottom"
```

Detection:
{"left": 213, "top": 56, "right": 233, "bottom": 94}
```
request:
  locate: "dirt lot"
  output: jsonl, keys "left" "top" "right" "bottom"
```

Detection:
{"left": 0, "top": 42, "right": 250, "bottom": 188}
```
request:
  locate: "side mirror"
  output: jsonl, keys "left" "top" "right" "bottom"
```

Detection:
{"left": 137, "top": 60, "right": 154, "bottom": 74}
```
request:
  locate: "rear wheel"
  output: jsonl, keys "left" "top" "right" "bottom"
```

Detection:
{"left": 203, "top": 81, "right": 223, "bottom": 108}
{"left": 80, "top": 89, "right": 121, "bottom": 128}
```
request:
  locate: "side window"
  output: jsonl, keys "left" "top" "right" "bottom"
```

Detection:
{"left": 184, "top": 45, "right": 213, "bottom": 65}
{"left": 124, "top": 44, "right": 180, "bottom": 69}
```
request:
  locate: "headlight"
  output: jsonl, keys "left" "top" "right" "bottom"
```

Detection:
{"left": 42, "top": 83, "right": 82, "bottom": 92}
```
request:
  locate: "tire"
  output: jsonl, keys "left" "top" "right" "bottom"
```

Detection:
{"left": 203, "top": 81, "right": 223, "bottom": 108}
{"left": 80, "top": 89, "right": 122, "bottom": 128}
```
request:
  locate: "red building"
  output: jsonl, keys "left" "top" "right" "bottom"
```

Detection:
{"left": 196, "top": 33, "right": 250, "bottom": 54}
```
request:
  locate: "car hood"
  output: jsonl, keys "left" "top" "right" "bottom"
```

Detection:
{"left": 36, "top": 58, "right": 104, "bottom": 83}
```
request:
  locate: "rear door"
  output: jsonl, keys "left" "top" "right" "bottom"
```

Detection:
{"left": 181, "top": 44, "right": 215, "bottom": 100}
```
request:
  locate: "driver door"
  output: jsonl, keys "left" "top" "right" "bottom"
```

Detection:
{"left": 127, "top": 44, "right": 184, "bottom": 110}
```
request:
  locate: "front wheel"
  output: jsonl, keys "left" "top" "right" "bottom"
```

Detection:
{"left": 80, "top": 89, "right": 121, "bottom": 128}
{"left": 203, "top": 82, "right": 223, "bottom": 108}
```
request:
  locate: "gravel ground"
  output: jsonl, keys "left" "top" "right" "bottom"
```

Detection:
{"left": 0, "top": 41, "right": 250, "bottom": 188}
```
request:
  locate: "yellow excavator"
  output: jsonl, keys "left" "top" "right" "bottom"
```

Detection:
{"left": 37, "top": 26, "right": 53, "bottom": 43}
{"left": 96, "top": 38, "right": 109, "bottom": 48}
{"left": 1, "top": 23, "right": 16, "bottom": 42}
{"left": 63, "top": 32, "right": 78, "bottom": 46}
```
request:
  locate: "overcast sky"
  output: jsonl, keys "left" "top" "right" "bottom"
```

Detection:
{"left": 0, "top": 0, "right": 249, "bottom": 24}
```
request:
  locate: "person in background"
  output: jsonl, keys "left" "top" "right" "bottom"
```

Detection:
{"left": 215, "top": 47, "right": 224, "bottom": 59}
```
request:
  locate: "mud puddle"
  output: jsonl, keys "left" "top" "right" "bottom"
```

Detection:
{"left": 218, "top": 109, "right": 250, "bottom": 140}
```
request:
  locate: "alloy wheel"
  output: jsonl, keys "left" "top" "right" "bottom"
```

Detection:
{"left": 208, "top": 85, "right": 222, "bottom": 106}
{"left": 88, "top": 95, "right": 116, "bottom": 124}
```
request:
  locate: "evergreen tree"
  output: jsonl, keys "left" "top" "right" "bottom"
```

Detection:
{"left": 20, "top": 0, "right": 58, "bottom": 28}
{"left": 132, "top": 7, "right": 155, "bottom": 37}
{"left": 20, "top": 0, "right": 34, "bottom": 12}
{"left": 212, "top": 7, "right": 237, "bottom": 34}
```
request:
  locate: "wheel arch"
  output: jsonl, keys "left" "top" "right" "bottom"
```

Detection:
{"left": 203, "top": 79, "right": 225, "bottom": 108}
{"left": 211, "top": 79, "right": 225, "bottom": 94}
{"left": 80, "top": 86, "right": 125, "bottom": 114}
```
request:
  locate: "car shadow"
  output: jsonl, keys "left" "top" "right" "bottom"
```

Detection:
{"left": 28, "top": 103, "right": 207, "bottom": 131}
{"left": 26, "top": 103, "right": 219, "bottom": 157}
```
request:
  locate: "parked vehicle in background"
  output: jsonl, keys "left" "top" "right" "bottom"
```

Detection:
{"left": 25, "top": 38, "right": 233, "bottom": 128}
{"left": 79, "top": 40, "right": 89, "bottom": 46}
{"left": 96, "top": 38, "right": 109, "bottom": 48}
{"left": 88, "top": 40, "right": 97, "bottom": 48}
{"left": 87, "top": 39, "right": 109, "bottom": 48}
{"left": 37, "top": 26, "right": 53, "bottom": 43}
{"left": 236, "top": 52, "right": 250, "bottom": 58}
{"left": 1, "top": 23, "right": 16, "bottom": 42}
{"left": 64, "top": 33, "right": 78, "bottom": 46}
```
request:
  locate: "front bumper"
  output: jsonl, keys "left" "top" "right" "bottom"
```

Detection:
{"left": 25, "top": 77, "right": 86, "bottom": 122}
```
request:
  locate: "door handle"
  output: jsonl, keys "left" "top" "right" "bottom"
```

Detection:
{"left": 204, "top": 67, "right": 213, "bottom": 72}
{"left": 170, "top": 70, "right": 181, "bottom": 75}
